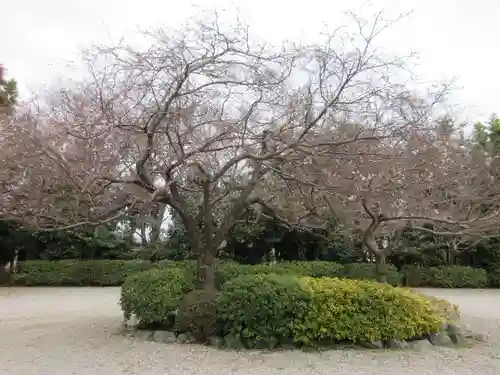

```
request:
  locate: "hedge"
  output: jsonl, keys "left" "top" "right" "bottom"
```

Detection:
{"left": 218, "top": 273, "right": 444, "bottom": 348}
{"left": 9, "top": 260, "right": 491, "bottom": 288}
{"left": 341, "top": 263, "right": 402, "bottom": 286}
{"left": 12, "top": 260, "right": 183, "bottom": 286}
{"left": 214, "top": 261, "right": 344, "bottom": 288}
{"left": 403, "top": 266, "right": 488, "bottom": 288}
{"left": 120, "top": 267, "right": 195, "bottom": 325}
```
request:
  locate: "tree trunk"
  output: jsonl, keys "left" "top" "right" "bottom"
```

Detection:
{"left": 140, "top": 222, "right": 148, "bottom": 246}
{"left": 197, "top": 248, "right": 216, "bottom": 290}
{"left": 375, "top": 252, "right": 388, "bottom": 283}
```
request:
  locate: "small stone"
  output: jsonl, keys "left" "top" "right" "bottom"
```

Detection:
{"left": 429, "top": 332, "right": 453, "bottom": 347}
{"left": 133, "top": 330, "right": 154, "bottom": 341}
{"left": 386, "top": 339, "right": 408, "bottom": 349}
{"left": 279, "top": 338, "right": 296, "bottom": 350}
{"left": 449, "top": 332, "right": 465, "bottom": 346}
{"left": 208, "top": 336, "right": 224, "bottom": 348}
{"left": 153, "top": 330, "right": 176, "bottom": 344}
{"left": 224, "top": 335, "right": 245, "bottom": 350}
{"left": 464, "top": 332, "right": 488, "bottom": 342}
{"left": 176, "top": 333, "right": 196, "bottom": 344}
{"left": 358, "top": 340, "right": 384, "bottom": 349}
{"left": 445, "top": 323, "right": 461, "bottom": 335}
{"left": 408, "top": 339, "right": 433, "bottom": 350}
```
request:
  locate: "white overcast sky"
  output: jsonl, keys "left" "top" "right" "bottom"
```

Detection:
{"left": 1, "top": 0, "right": 499, "bottom": 123}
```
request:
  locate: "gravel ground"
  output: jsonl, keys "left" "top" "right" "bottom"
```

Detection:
{"left": 1, "top": 287, "right": 500, "bottom": 375}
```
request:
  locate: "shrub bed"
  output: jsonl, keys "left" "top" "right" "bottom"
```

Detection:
{"left": 403, "top": 266, "right": 488, "bottom": 288}
{"left": 216, "top": 274, "right": 444, "bottom": 348}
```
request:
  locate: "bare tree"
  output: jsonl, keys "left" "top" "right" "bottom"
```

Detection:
{"left": 268, "top": 108, "right": 500, "bottom": 282}
{"left": 2, "top": 13, "right": 429, "bottom": 288}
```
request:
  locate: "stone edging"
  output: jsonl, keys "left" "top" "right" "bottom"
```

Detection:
{"left": 122, "top": 320, "right": 487, "bottom": 350}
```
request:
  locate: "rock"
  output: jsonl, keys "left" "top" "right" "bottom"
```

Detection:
{"left": 279, "top": 338, "right": 296, "bottom": 350}
{"left": 176, "top": 333, "right": 196, "bottom": 344}
{"left": 358, "top": 340, "right": 384, "bottom": 349}
{"left": 153, "top": 330, "right": 176, "bottom": 344}
{"left": 429, "top": 332, "right": 453, "bottom": 347}
{"left": 408, "top": 339, "right": 433, "bottom": 350}
{"left": 251, "top": 337, "right": 278, "bottom": 350}
{"left": 133, "top": 330, "right": 154, "bottom": 341}
{"left": 224, "top": 335, "right": 245, "bottom": 350}
{"left": 445, "top": 323, "right": 461, "bottom": 335}
{"left": 385, "top": 339, "right": 408, "bottom": 349}
{"left": 208, "top": 336, "right": 224, "bottom": 348}
{"left": 465, "top": 332, "right": 487, "bottom": 342}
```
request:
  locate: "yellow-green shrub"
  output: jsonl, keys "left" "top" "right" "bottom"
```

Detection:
{"left": 292, "top": 277, "right": 443, "bottom": 345}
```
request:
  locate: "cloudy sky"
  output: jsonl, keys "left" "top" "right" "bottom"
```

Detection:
{"left": 2, "top": 0, "right": 499, "bottom": 123}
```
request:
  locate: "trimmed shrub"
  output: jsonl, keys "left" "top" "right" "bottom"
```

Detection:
{"left": 342, "top": 263, "right": 402, "bottom": 286}
{"left": 292, "top": 277, "right": 443, "bottom": 346}
{"left": 12, "top": 260, "right": 183, "bottom": 286}
{"left": 403, "top": 266, "right": 437, "bottom": 287}
{"left": 275, "top": 261, "right": 344, "bottom": 278}
{"left": 403, "top": 266, "right": 487, "bottom": 288}
{"left": 218, "top": 273, "right": 444, "bottom": 348}
{"left": 425, "top": 295, "right": 460, "bottom": 323}
{"left": 177, "top": 288, "right": 219, "bottom": 342}
{"left": 214, "top": 261, "right": 343, "bottom": 288}
{"left": 217, "top": 273, "right": 311, "bottom": 348}
{"left": 120, "top": 267, "right": 195, "bottom": 325}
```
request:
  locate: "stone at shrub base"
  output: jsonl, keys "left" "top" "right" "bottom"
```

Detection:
{"left": 429, "top": 331, "right": 453, "bottom": 347}
{"left": 133, "top": 330, "right": 155, "bottom": 341}
{"left": 279, "top": 338, "right": 296, "bottom": 350}
{"left": 208, "top": 336, "right": 224, "bottom": 348}
{"left": 385, "top": 339, "right": 408, "bottom": 349}
{"left": 358, "top": 341, "right": 384, "bottom": 349}
{"left": 153, "top": 331, "right": 176, "bottom": 344}
{"left": 176, "top": 333, "right": 196, "bottom": 344}
{"left": 224, "top": 335, "right": 245, "bottom": 350}
{"left": 408, "top": 339, "right": 433, "bottom": 350}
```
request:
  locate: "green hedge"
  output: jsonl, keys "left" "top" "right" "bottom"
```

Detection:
{"left": 13, "top": 260, "right": 182, "bottom": 286}
{"left": 218, "top": 273, "right": 444, "bottom": 348}
{"left": 341, "top": 263, "right": 402, "bottom": 286}
{"left": 214, "top": 261, "right": 344, "bottom": 288}
{"left": 11, "top": 260, "right": 491, "bottom": 288}
{"left": 403, "top": 266, "right": 488, "bottom": 288}
{"left": 120, "top": 267, "right": 195, "bottom": 325}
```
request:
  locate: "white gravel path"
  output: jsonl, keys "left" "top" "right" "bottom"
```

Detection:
{"left": 1, "top": 287, "right": 499, "bottom": 375}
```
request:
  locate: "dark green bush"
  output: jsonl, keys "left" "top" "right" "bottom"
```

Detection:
{"left": 403, "top": 266, "right": 487, "bottom": 288}
{"left": 214, "top": 261, "right": 343, "bottom": 288}
{"left": 177, "top": 288, "right": 219, "bottom": 342}
{"left": 217, "top": 273, "right": 311, "bottom": 348}
{"left": 13, "top": 260, "right": 183, "bottom": 286}
{"left": 403, "top": 266, "right": 438, "bottom": 287}
{"left": 342, "top": 263, "right": 402, "bottom": 286}
{"left": 275, "top": 261, "right": 344, "bottom": 277}
{"left": 120, "top": 267, "right": 194, "bottom": 325}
